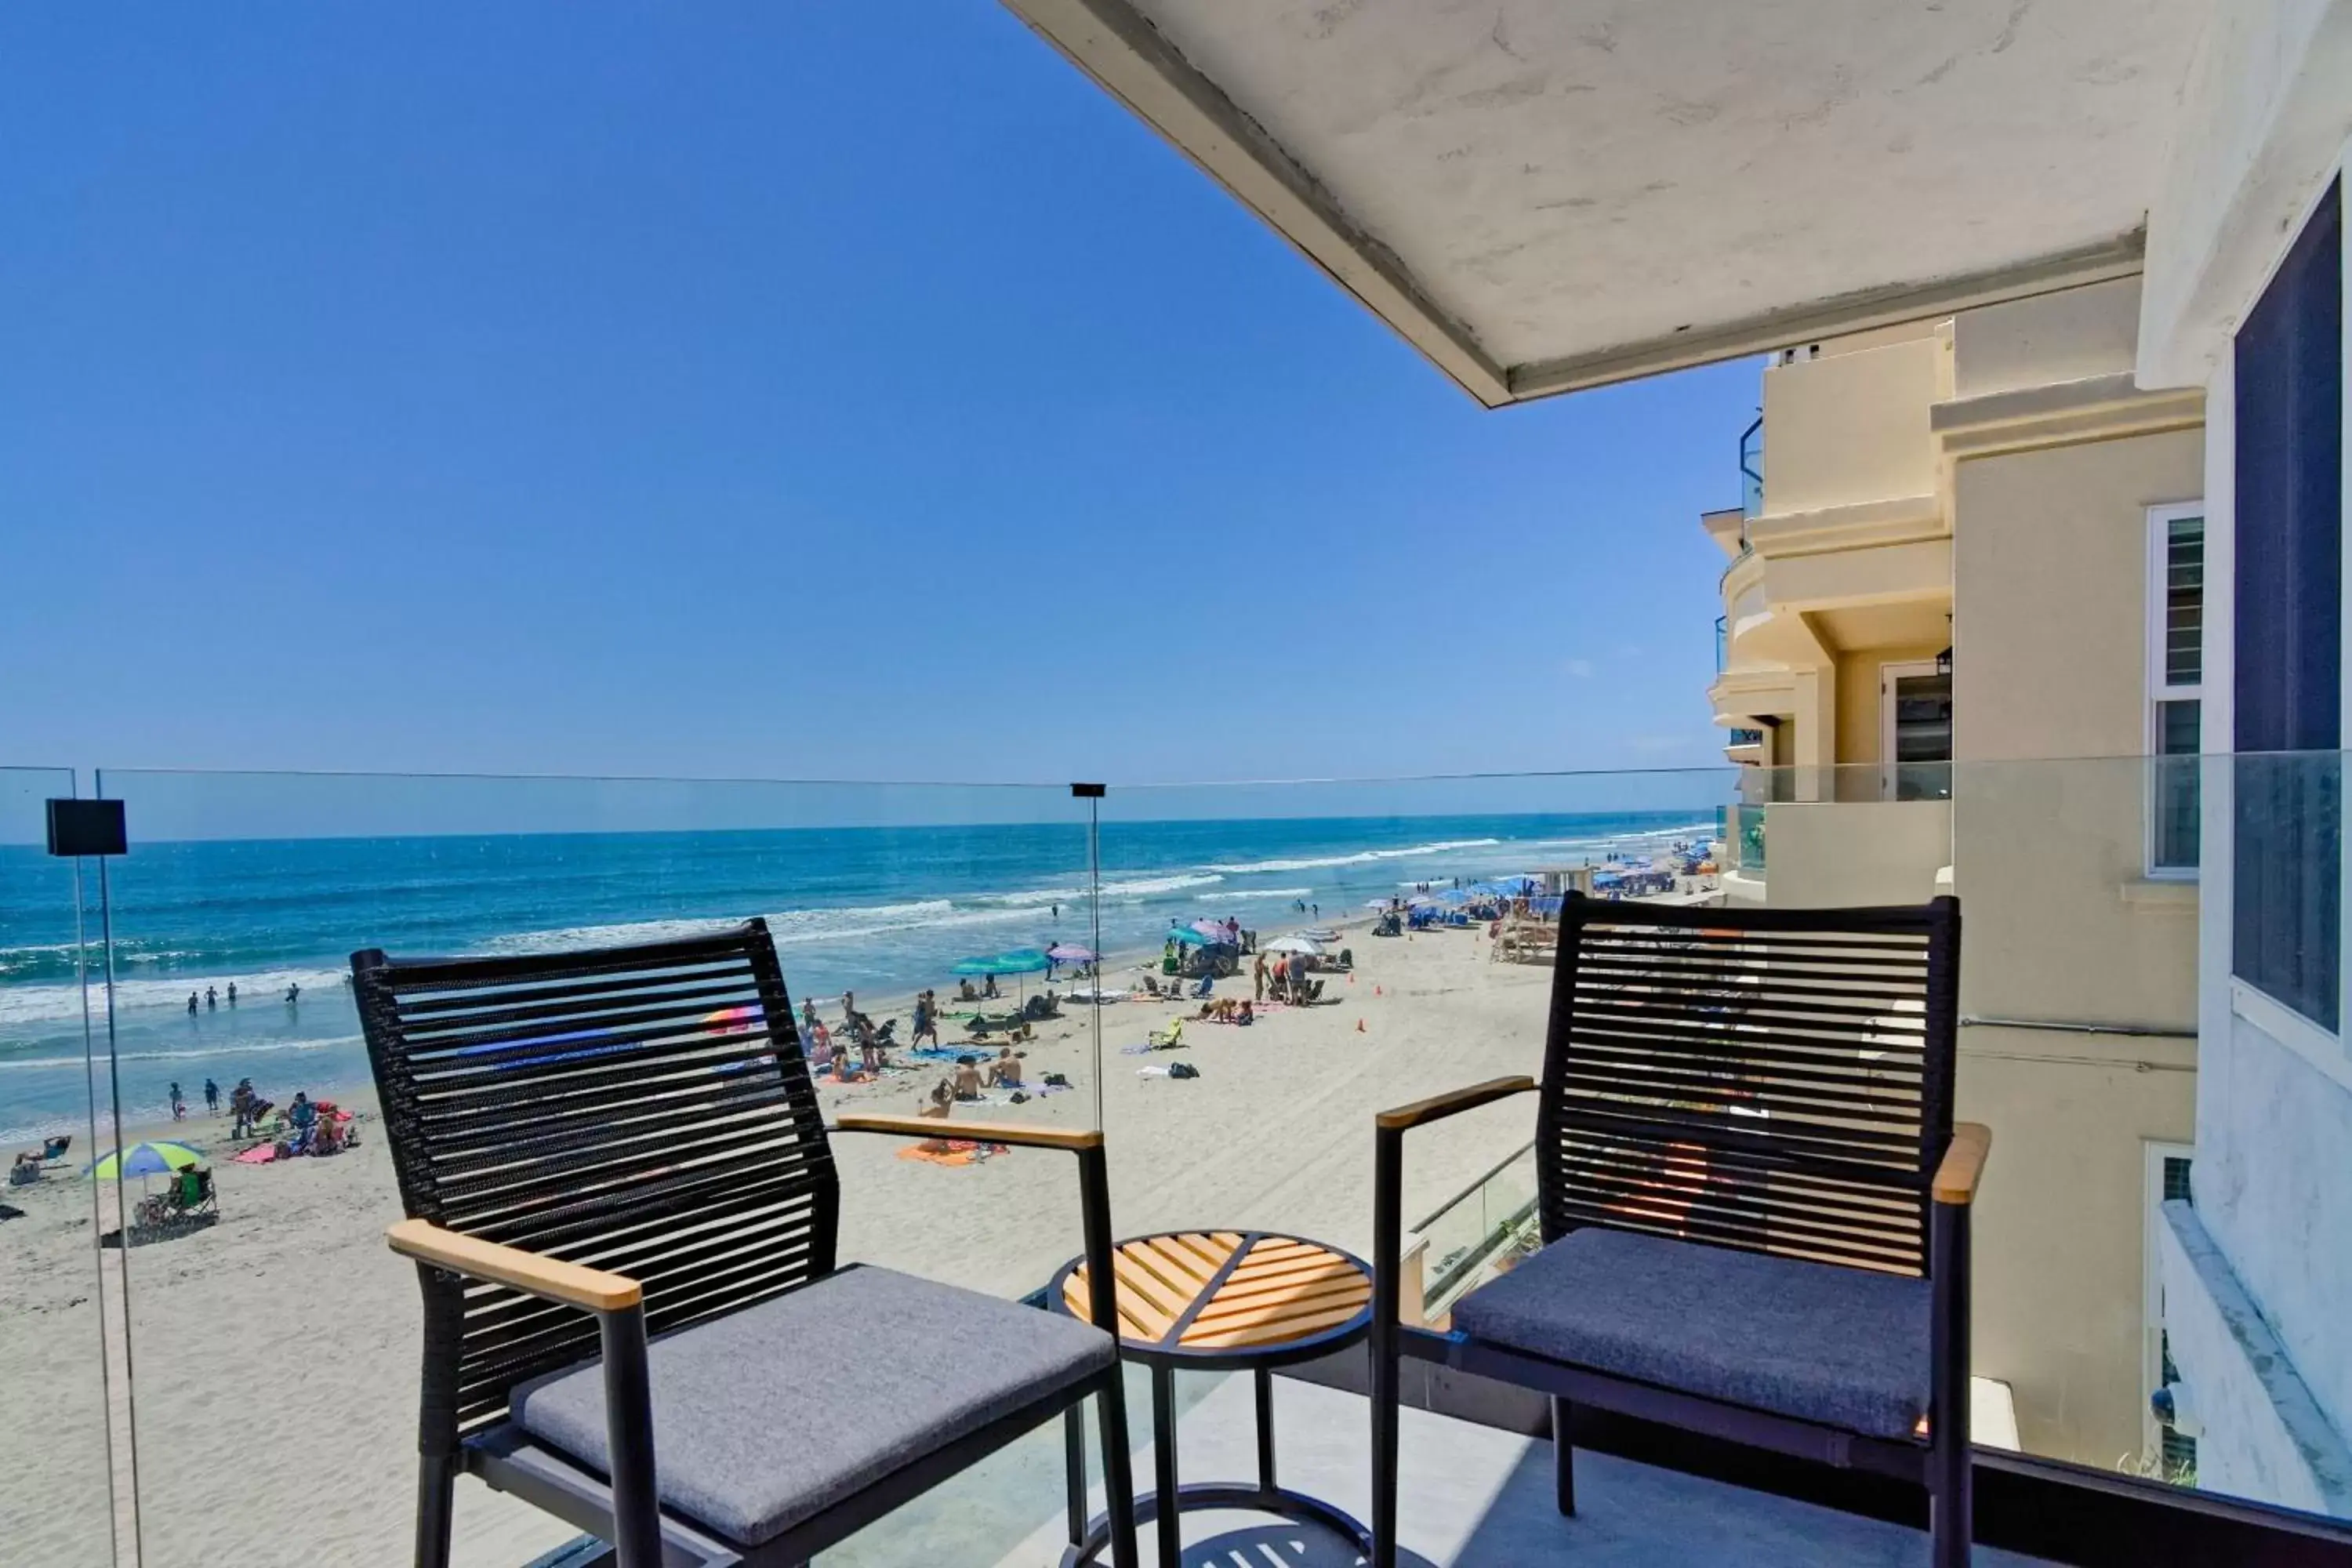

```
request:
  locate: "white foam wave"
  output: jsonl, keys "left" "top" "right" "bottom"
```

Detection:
{"left": 1207, "top": 838, "right": 1502, "bottom": 875}
{"left": 0, "top": 1035, "right": 356, "bottom": 1073}
{"left": 0, "top": 967, "right": 353, "bottom": 1029}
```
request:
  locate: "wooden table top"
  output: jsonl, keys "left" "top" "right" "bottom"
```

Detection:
{"left": 1057, "top": 1231, "right": 1373, "bottom": 1359}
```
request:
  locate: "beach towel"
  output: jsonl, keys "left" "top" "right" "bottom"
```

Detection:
{"left": 895, "top": 1139, "right": 1010, "bottom": 1167}
{"left": 233, "top": 1144, "right": 278, "bottom": 1164}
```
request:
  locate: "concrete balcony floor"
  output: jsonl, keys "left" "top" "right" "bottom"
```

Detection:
{"left": 985, "top": 1374, "right": 2053, "bottom": 1568}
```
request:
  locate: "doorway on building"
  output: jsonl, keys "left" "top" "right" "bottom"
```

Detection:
{"left": 1879, "top": 659, "right": 1952, "bottom": 800}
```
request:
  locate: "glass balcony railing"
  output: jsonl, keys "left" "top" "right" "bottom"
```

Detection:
{"left": 1740, "top": 415, "right": 1764, "bottom": 518}
{"left": 13, "top": 751, "right": 2352, "bottom": 1561}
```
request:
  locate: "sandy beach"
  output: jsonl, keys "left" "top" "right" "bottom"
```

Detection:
{"left": 1, "top": 917, "right": 1559, "bottom": 1566}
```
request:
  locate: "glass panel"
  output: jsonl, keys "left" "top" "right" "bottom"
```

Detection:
{"left": 93, "top": 768, "right": 1098, "bottom": 1566}
{"left": 2153, "top": 701, "right": 2202, "bottom": 872}
{"left": 2233, "top": 750, "right": 2339, "bottom": 1031}
{"left": 0, "top": 769, "right": 122, "bottom": 1568}
{"left": 1095, "top": 767, "right": 1735, "bottom": 1331}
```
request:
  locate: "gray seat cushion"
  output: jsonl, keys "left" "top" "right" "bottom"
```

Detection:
{"left": 510, "top": 1263, "right": 1114, "bottom": 1544}
{"left": 1450, "top": 1227, "right": 1932, "bottom": 1439}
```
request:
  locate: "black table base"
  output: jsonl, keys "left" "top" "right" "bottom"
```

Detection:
{"left": 1062, "top": 1365, "right": 1374, "bottom": 1566}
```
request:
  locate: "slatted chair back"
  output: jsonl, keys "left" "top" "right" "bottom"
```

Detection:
{"left": 1540, "top": 895, "right": 1959, "bottom": 1278}
{"left": 354, "top": 918, "right": 836, "bottom": 1435}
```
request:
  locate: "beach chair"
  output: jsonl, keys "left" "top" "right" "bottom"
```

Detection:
{"left": 354, "top": 919, "right": 1138, "bottom": 1568}
{"left": 165, "top": 1166, "right": 218, "bottom": 1221}
{"left": 1369, "top": 896, "right": 1985, "bottom": 1568}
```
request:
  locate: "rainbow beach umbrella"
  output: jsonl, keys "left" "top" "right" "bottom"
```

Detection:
{"left": 89, "top": 1142, "right": 204, "bottom": 1180}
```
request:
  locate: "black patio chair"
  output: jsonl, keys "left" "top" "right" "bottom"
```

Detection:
{"left": 355, "top": 918, "right": 1138, "bottom": 1568}
{"left": 1370, "top": 895, "right": 1986, "bottom": 1566}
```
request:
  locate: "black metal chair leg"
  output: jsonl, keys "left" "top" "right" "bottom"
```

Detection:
{"left": 416, "top": 1450, "right": 458, "bottom": 1568}
{"left": 1098, "top": 1374, "right": 1142, "bottom": 1568}
{"left": 1066, "top": 1403, "right": 1090, "bottom": 1548}
{"left": 1552, "top": 1396, "right": 1577, "bottom": 1516}
{"left": 1369, "top": 1338, "right": 1400, "bottom": 1568}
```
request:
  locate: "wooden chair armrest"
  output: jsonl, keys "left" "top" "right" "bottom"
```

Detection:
{"left": 387, "top": 1218, "right": 642, "bottom": 1312}
{"left": 1933, "top": 1123, "right": 1992, "bottom": 1206}
{"left": 833, "top": 1112, "right": 1103, "bottom": 1152}
{"left": 1375, "top": 1076, "right": 1537, "bottom": 1132}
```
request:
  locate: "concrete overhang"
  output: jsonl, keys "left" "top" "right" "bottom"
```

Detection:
{"left": 1004, "top": 0, "right": 2212, "bottom": 405}
{"left": 1710, "top": 668, "right": 1800, "bottom": 725}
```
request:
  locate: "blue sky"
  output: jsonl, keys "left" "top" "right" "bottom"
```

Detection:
{"left": 0, "top": 5, "right": 1759, "bottom": 788}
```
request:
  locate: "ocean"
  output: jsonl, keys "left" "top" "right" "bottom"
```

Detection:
{"left": 0, "top": 809, "right": 1711, "bottom": 1142}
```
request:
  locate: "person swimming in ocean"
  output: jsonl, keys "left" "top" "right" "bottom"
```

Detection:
{"left": 227, "top": 980, "right": 238, "bottom": 1006}
{"left": 285, "top": 981, "right": 300, "bottom": 1006}
{"left": 205, "top": 985, "right": 217, "bottom": 1010}
{"left": 187, "top": 993, "right": 198, "bottom": 1017}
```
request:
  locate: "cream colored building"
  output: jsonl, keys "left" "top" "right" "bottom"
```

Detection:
{"left": 1705, "top": 278, "right": 2206, "bottom": 1472}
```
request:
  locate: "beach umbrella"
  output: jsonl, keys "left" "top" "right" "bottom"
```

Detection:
{"left": 1301, "top": 927, "right": 1339, "bottom": 942}
{"left": 951, "top": 956, "right": 999, "bottom": 976}
{"left": 89, "top": 1142, "right": 203, "bottom": 1180}
{"left": 1263, "top": 935, "right": 1323, "bottom": 956}
{"left": 1189, "top": 918, "right": 1232, "bottom": 941}
{"left": 991, "top": 949, "right": 1049, "bottom": 974}
{"left": 1165, "top": 927, "right": 1214, "bottom": 946}
{"left": 1046, "top": 943, "right": 1097, "bottom": 962}
{"left": 1363, "top": 898, "right": 1391, "bottom": 909}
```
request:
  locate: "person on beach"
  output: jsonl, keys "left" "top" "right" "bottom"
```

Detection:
{"left": 230, "top": 1079, "right": 256, "bottom": 1138}
{"left": 1253, "top": 953, "right": 1267, "bottom": 1002}
{"left": 982, "top": 972, "right": 1000, "bottom": 1000}
{"left": 203, "top": 1078, "right": 220, "bottom": 1116}
{"left": 288, "top": 1092, "right": 317, "bottom": 1152}
{"left": 205, "top": 985, "right": 217, "bottom": 1011}
{"left": 855, "top": 1015, "right": 884, "bottom": 1076}
{"left": 987, "top": 1046, "right": 1023, "bottom": 1087}
{"left": 227, "top": 980, "right": 237, "bottom": 1006}
{"left": 921, "top": 1077, "right": 953, "bottom": 1120}
{"left": 800, "top": 998, "right": 821, "bottom": 1038}
{"left": 952, "top": 1057, "right": 985, "bottom": 1101}
{"left": 913, "top": 993, "right": 938, "bottom": 1047}
{"left": 169, "top": 1082, "right": 187, "bottom": 1120}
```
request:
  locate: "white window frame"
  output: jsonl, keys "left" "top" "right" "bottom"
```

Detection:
{"left": 2145, "top": 501, "right": 2206, "bottom": 880}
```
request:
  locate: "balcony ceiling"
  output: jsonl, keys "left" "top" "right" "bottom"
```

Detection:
{"left": 1007, "top": 0, "right": 2212, "bottom": 404}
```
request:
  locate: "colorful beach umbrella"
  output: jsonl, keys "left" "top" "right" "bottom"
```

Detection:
{"left": 1046, "top": 943, "right": 1098, "bottom": 962}
{"left": 991, "top": 949, "right": 1049, "bottom": 974}
{"left": 1165, "top": 927, "right": 1214, "bottom": 946}
{"left": 89, "top": 1142, "right": 203, "bottom": 1180}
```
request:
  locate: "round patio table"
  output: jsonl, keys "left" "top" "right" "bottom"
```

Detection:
{"left": 1047, "top": 1229, "right": 1375, "bottom": 1566}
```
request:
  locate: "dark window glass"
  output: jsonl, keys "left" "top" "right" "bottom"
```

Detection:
{"left": 2154, "top": 701, "right": 2201, "bottom": 870}
{"left": 2165, "top": 515, "right": 2205, "bottom": 687}
{"left": 2234, "top": 180, "right": 2342, "bottom": 1031}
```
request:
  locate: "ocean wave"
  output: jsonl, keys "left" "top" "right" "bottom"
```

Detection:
{"left": 0, "top": 1035, "right": 355, "bottom": 1073}
{"left": 0, "top": 966, "right": 354, "bottom": 1029}
{"left": 1206, "top": 837, "right": 1503, "bottom": 875}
